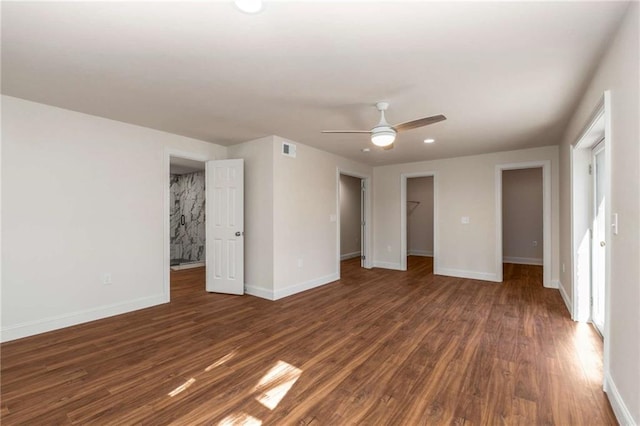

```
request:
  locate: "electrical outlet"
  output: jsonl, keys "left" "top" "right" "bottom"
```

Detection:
{"left": 297, "top": 259, "right": 303, "bottom": 268}
{"left": 102, "top": 273, "right": 112, "bottom": 285}
{"left": 461, "top": 216, "right": 470, "bottom": 224}
{"left": 387, "top": 245, "right": 392, "bottom": 252}
{"left": 533, "top": 241, "right": 538, "bottom": 247}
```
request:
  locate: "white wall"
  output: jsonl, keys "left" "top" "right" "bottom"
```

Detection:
{"left": 339, "top": 174, "right": 361, "bottom": 258}
{"left": 373, "top": 146, "right": 559, "bottom": 282}
{"left": 407, "top": 176, "right": 434, "bottom": 256}
{"left": 1, "top": 95, "right": 227, "bottom": 341}
{"left": 228, "top": 136, "right": 372, "bottom": 300}
{"left": 272, "top": 137, "right": 372, "bottom": 299}
{"left": 558, "top": 4, "right": 639, "bottom": 423}
{"left": 502, "top": 168, "right": 543, "bottom": 264}
{"left": 227, "top": 137, "right": 274, "bottom": 296}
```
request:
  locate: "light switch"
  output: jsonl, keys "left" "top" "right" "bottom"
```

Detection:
{"left": 612, "top": 213, "right": 619, "bottom": 235}
{"left": 329, "top": 214, "right": 337, "bottom": 222}
{"left": 461, "top": 216, "right": 470, "bottom": 224}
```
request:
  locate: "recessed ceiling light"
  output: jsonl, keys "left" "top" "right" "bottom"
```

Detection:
{"left": 424, "top": 138, "right": 435, "bottom": 144}
{"left": 361, "top": 148, "right": 371, "bottom": 153}
{"left": 235, "top": 0, "right": 263, "bottom": 14}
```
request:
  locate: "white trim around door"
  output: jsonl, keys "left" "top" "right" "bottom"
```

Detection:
{"left": 570, "top": 91, "right": 613, "bottom": 393}
{"left": 495, "top": 161, "right": 552, "bottom": 287}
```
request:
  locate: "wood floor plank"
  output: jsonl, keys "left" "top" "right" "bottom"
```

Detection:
{"left": 1, "top": 259, "right": 617, "bottom": 425}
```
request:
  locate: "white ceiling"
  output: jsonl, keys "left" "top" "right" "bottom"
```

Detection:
{"left": 1, "top": 1, "right": 629, "bottom": 166}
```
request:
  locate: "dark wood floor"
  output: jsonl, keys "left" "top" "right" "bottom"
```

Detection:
{"left": 1, "top": 257, "right": 615, "bottom": 425}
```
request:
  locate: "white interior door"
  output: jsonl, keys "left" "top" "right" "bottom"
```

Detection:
{"left": 206, "top": 159, "right": 244, "bottom": 295}
{"left": 591, "top": 142, "right": 606, "bottom": 334}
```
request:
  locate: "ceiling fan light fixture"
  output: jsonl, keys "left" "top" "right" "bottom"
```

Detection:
{"left": 322, "top": 102, "right": 446, "bottom": 150}
{"left": 371, "top": 128, "right": 396, "bottom": 147}
{"left": 235, "top": 0, "right": 263, "bottom": 14}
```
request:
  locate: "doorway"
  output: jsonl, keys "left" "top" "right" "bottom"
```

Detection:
{"left": 339, "top": 174, "right": 363, "bottom": 265}
{"left": 495, "top": 161, "right": 551, "bottom": 286}
{"left": 169, "top": 157, "right": 206, "bottom": 270}
{"left": 406, "top": 176, "right": 435, "bottom": 272}
{"left": 571, "top": 94, "right": 611, "bottom": 388}
{"left": 501, "top": 168, "right": 544, "bottom": 280}
{"left": 571, "top": 99, "right": 609, "bottom": 332}
{"left": 168, "top": 155, "right": 207, "bottom": 296}
{"left": 400, "top": 172, "right": 437, "bottom": 272}
{"left": 164, "top": 153, "right": 245, "bottom": 299}
{"left": 336, "top": 169, "right": 371, "bottom": 275}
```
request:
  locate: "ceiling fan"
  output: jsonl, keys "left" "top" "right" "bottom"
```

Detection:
{"left": 322, "top": 102, "right": 446, "bottom": 150}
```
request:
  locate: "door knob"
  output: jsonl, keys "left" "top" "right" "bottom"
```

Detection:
{"left": 235, "top": 231, "right": 242, "bottom": 237}
{"left": 600, "top": 241, "right": 606, "bottom": 247}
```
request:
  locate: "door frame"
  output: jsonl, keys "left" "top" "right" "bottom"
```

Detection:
{"left": 163, "top": 149, "right": 211, "bottom": 302}
{"left": 571, "top": 98, "right": 607, "bottom": 320}
{"left": 336, "top": 168, "right": 372, "bottom": 275}
{"left": 591, "top": 139, "right": 606, "bottom": 335}
{"left": 495, "top": 161, "right": 552, "bottom": 287}
{"left": 570, "top": 91, "right": 612, "bottom": 389}
{"left": 400, "top": 172, "right": 438, "bottom": 272}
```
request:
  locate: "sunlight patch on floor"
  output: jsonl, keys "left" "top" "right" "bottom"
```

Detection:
{"left": 168, "top": 377, "right": 196, "bottom": 397}
{"left": 254, "top": 360, "right": 302, "bottom": 410}
{"left": 206, "top": 349, "right": 238, "bottom": 372}
{"left": 572, "top": 322, "right": 602, "bottom": 382}
{"left": 218, "top": 412, "right": 262, "bottom": 425}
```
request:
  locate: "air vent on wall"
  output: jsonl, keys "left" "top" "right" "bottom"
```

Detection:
{"left": 282, "top": 141, "right": 296, "bottom": 158}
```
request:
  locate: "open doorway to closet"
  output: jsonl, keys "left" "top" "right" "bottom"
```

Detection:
{"left": 339, "top": 174, "right": 363, "bottom": 263}
{"left": 337, "top": 170, "right": 371, "bottom": 276}
{"left": 406, "top": 176, "right": 435, "bottom": 272}
{"left": 501, "top": 167, "right": 544, "bottom": 282}
{"left": 400, "top": 172, "right": 437, "bottom": 272}
{"left": 495, "top": 161, "right": 551, "bottom": 287}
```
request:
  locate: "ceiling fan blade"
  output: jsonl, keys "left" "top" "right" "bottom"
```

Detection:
{"left": 322, "top": 130, "right": 371, "bottom": 134}
{"left": 383, "top": 143, "right": 394, "bottom": 151}
{"left": 394, "top": 114, "right": 446, "bottom": 132}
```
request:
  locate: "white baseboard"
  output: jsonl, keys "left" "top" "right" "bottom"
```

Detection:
{"left": 340, "top": 251, "right": 361, "bottom": 261}
{"left": 373, "top": 261, "right": 404, "bottom": 271}
{"left": 246, "top": 272, "right": 342, "bottom": 301}
{"left": 437, "top": 267, "right": 499, "bottom": 283}
{"left": 604, "top": 372, "right": 636, "bottom": 425}
{"left": 1, "top": 294, "right": 167, "bottom": 343}
{"left": 244, "top": 285, "right": 275, "bottom": 301}
{"left": 503, "top": 256, "right": 543, "bottom": 266}
{"left": 557, "top": 280, "right": 573, "bottom": 317}
{"left": 408, "top": 250, "right": 433, "bottom": 257}
{"left": 545, "top": 279, "right": 560, "bottom": 289}
{"left": 274, "top": 273, "right": 339, "bottom": 300}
